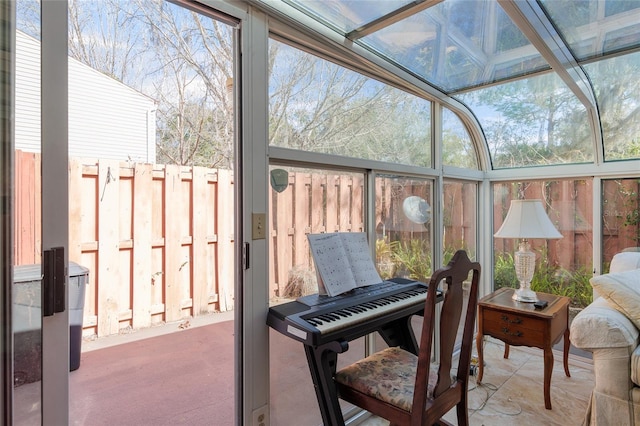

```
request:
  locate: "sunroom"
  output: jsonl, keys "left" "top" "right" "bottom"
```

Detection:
{"left": 2, "top": 0, "right": 640, "bottom": 425}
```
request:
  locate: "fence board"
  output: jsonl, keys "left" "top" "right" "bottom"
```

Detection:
{"left": 97, "top": 159, "right": 121, "bottom": 336}
{"left": 339, "top": 175, "right": 351, "bottom": 231}
{"left": 352, "top": 176, "right": 364, "bottom": 233}
{"left": 192, "top": 166, "right": 209, "bottom": 315}
{"left": 217, "top": 169, "right": 234, "bottom": 311}
{"left": 311, "top": 174, "right": 325, "bottom": 234}
{"left": 294, "top": 173, "right": 311, "bottom": 267}
{"left": 274, "top": 172, "right": 293, "bottom": 295}
{"left": 68, "top": 158, "right": 83, "bottom": 264}
{"left": 164, "top": 164, "right": 183, "bottom": 322}
{"left": 132, "top": 163, "right": 153, "bottom": 329}
{"left": 326, "top": 174, "right": 339, "bottom": 233}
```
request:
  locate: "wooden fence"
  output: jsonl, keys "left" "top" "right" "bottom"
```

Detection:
{"left": 15, "top": 151, "right": 234, "bottom": 338}
{"left": 14, "top": 151, "right": 639, "bottom": 337}
{"left": 494, "top": 179, "right": 639, "bottom": 270}
{"left": 268, "top": 173, "right": 365, "bottom": 299}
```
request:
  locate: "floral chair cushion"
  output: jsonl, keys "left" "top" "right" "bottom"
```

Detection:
{"left": 334, "top": 346, "right": 442, "bottom": 412}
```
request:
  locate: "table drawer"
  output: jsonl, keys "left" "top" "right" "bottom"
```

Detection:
{"left": 482, "top": 308, "right": 545, "bottom": 346}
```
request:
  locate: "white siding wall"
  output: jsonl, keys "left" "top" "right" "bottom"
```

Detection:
{"left": 16, "top": 31, "right": 157, "bottom": 163}
{"left": 15, "top": 32, "right": 41, "bottom": 152}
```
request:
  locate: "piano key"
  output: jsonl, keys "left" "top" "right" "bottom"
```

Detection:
{"left": 303, "top": 286, "right": 427, "bottom": 335}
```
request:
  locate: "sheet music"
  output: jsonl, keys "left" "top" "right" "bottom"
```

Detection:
{"left": 340, "top": 233, "right": 383, "bottom": 287}
{"left": 307, "top": 232, "right": 382, "bottom": 297}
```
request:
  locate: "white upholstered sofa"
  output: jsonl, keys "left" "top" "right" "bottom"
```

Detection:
{"left": 570, "top": 250, "right": 640, "bottom": 425}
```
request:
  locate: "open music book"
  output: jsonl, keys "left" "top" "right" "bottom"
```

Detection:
{"left": 307, "top": 232, "right": 383, "bottom": 297}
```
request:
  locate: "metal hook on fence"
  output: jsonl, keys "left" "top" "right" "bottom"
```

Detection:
{"left": 100, "top": 166, "right": 116, "bottom": 202}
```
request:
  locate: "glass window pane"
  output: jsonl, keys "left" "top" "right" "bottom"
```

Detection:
{"left": 457, "top": 73, "right": 593, "bottom": 168}
{"left": 374, "top": 175, "right": 433, "bottom": 282}
{"left": 584, "top": 51, "right": 640, "bottom": 161}
{"left": 442, "top": 108, "right": 478, "bottom": 169}
{"left": 443, "top": 180, "right": 477, "bottom": 259}
{"left": 269, "top": 40, "right": 432, "bottom": 167}
{"left": 268, "top": 166, "right": 366, "bottom": 298}
{"left": 14, "top": 0, "right": 42, "bottom": 421}
{"left": 493, "top": 180, "right": 593, "bottom": 310}
{"left": 268, "top": 165, "right": 367, "bottom": 425}
{"left": 602, "top": 179, "right": 640, "bottom": 272}
{"left": 443, "top": 179, "right": 477, "bottom": 352}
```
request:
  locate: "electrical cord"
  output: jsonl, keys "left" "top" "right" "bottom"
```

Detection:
{"left": 467, "top": 364, "right": 523, "bottom": 416}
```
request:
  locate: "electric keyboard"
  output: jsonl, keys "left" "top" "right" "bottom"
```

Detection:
{"left": 267, "top": 276, "right": 442, "bottom": 426}
{"left": 267, "top": 278, "right": 436, "bottom": 347}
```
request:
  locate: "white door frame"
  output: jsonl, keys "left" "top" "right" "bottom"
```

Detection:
{"left": 41, "top": 0, "right": 70, "bottom": 423}
{"left": 1, "top": 1, "right": 16, "bottom": 423}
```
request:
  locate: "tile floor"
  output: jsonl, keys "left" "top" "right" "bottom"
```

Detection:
{"left": 359, "top": 336, "right": 594, "bottom": 426}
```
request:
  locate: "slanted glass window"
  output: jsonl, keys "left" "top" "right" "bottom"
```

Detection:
{"left": 584, "top": 52, "right": 640, "bottom": 161}
{"left": 442, "top": 108, "right": 478, "bottom": 169}
{"left": 269, "top": 40, "right": 432, "bottom": 167}
{"left": 457, "top": 72, "right": 593, "bottom": 168}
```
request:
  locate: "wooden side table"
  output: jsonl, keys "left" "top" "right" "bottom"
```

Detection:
{"left": 476, "top": 287, "right": 571, "bottom": 409}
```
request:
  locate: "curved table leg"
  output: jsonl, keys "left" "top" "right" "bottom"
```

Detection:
{"left": 476, "top": 333, "right": 484, "bottom": 383}
{"left": 543, "top": 347, "right": 554, "bottom": 410}
{"left": 563, "top": 328, "right": 571, "bottom": 377}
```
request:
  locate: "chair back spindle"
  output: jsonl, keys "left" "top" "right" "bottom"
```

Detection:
{"left": 335, "top": 249, "right": 481, "bottom": 426}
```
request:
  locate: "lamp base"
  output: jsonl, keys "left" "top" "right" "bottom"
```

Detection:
{"left": 512, "top": 287, "right": 538, "bottom": 303}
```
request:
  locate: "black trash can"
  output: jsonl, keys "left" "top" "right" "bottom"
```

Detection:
{"left": 13, "top": 261, "right": 89, "bottom": 379}
{"left": 68, "top": 262, "right": 90, "bottom": 371}
{"left": 13, "top": 263, "right": 44, "bottom": 385}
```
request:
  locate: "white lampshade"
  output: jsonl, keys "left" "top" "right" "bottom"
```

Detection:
{"left": 494, "top": 199, "right": 562, "bottom": 239}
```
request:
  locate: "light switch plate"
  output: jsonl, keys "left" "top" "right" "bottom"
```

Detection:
{"left": 252, "top": 213, "right": 266, "bottom": 240}
{"left": 252, "top": 404, "right": 269, "bottom": 426}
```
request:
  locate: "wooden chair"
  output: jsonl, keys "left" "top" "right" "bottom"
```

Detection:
{"left": 334, "top": 250, "right": 481, "bottom": 426}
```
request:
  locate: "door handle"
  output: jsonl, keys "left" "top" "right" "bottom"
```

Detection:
{"left": 43, "top": 246, "right": 66, "bottom": 316}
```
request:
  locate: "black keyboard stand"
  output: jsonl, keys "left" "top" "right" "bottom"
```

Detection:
{"left": 267, "top": 278, "right": 443, "bottom": 425}
{"left": 305, "top": 310, "right": 422, "bottom": 426}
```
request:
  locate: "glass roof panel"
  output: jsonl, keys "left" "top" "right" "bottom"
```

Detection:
{"left": 456, "top": 72, "right": 593, "bottom": 168}
{"left": 540, "top": 0, "right": 640, "bottom": 60}
{"left": 283, "top": 0, "right": 552, "bottom": 93}
{"left": 364, "top": 0, "right": 551, "bottom": 91}
{"left": 282, "top": 0, "right": 415, "bottom": 33}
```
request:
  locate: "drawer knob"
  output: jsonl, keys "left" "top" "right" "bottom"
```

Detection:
{"left": 501, "top": 327, "right": 523, "bottom": 337}
{"left": 501, "top": 314, "right": 522, "bottom": 324}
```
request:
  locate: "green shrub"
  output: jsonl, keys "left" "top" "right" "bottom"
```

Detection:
{"left": 494, "top": 250, "right": 592, "bottom": 308}
{"left": 494, "top": 252, "right": 517, "bottom": 290}
{"left": 390, "top": 239, "right": 432, "bottom": 282}
{"left": 531, "top": 264, "right": 592, "bottom": 308}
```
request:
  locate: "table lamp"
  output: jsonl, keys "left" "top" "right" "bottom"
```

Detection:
{"left": 494, "top": 199, "right": 563, "bottom": 302}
